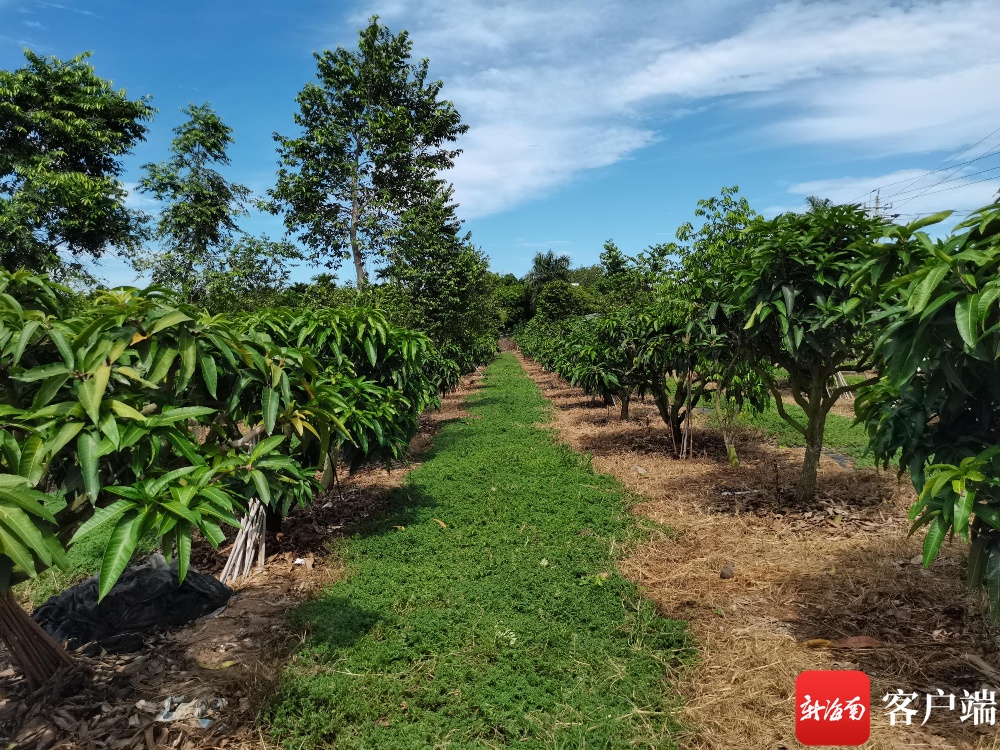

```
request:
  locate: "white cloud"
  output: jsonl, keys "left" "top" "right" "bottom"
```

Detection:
{"left": 122, "top": 182, "right": 158, "bottom": 212}
{"left": 779, "top": 163, "right": 1000, "bottom": 221}
{"left": 355, "top": 0, "right": 1000, "bottom": 219}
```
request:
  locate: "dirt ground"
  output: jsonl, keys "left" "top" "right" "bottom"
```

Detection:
{"left": 0, "top": 373, "right": 481, "bottom": 750}
{"left": 516, "top": 352, "right": 1000, "bottom": 750}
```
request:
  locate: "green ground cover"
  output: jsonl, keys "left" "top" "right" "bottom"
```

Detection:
{"left": 735, "top": 401, "right": 874, "bottom": 466}
{"left": 268, "top": 354, "right": 692, "bottom": 748}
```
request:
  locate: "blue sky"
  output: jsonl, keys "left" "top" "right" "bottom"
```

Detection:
{"left": 3, "top": 0, "right": 999, "bottom": 286}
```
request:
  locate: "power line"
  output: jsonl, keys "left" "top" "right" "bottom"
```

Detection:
{"left": 847, "top": 127, "right": 1000, "bottom": 203}
{"left": 894, "top": 174, "right": 1000, "bottom": 207}
{"left": 877, "top": 125, "right": 1000, "bottom": 201}
{"left": 890, "top": 143, "right": 1000, "bottom": 207}
{"left": 887, "top": 164, "right": 1000, "bottom": 199}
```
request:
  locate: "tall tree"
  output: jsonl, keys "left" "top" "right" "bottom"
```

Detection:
{"left": 383, "top": 183, "right": 497, "bottom": 369}
{"left": 0, "top": 50, "right": 154, "bottom": 276}
{"left": 135, "top": 103, "right": 250, "bottom": 303}
{"left": 270, "top": 17, "right": 467, "bottom": 290}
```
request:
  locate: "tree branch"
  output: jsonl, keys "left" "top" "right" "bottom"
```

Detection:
{"left": 829, "top": 375, "right": 880, "bottom": 402}
{"left": 753, "top": 362, "right": 807, "bottom": 436}
{"left": 227, "top": 423, "right": 266, "bottom": 449}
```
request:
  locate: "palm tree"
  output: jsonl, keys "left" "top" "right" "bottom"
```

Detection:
{"left": 525, "top": 250, "right": 571, "bottom": 287}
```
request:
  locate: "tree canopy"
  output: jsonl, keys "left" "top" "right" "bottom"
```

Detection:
{"left": 270, "top": 16, "right": 467, "bottom": 290}
{"left": 135, "top": 103, "right": 251, "bottom": 303}
{"left": 0, "top": 51, "right": 154, "bottom": 277}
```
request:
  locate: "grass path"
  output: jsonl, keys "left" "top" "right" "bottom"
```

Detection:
{"left": 268, "top": 354, "right": 692, "bottom": 749}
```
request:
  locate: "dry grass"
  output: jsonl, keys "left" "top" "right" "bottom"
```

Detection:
{"left": 518, "top": 353, "right": 1000, "bottom": 750}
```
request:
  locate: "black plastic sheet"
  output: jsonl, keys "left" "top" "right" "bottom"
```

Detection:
{"left": 32, "top": 555, "right": 233, "bottom": 655}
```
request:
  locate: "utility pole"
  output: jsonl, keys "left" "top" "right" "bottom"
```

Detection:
{"left": 865, "top": 189, "right": 897, "bottom": 221}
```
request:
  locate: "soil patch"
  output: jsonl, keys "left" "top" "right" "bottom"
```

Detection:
{"left": 517, "top": 352, "right": 1000, "bottom": 750}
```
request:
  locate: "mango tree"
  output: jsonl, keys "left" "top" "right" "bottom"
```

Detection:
{"left": 855, "top": 203, "right": 1000, "bottom": 618}
{"left": 0, "top": 270, "right": 437, "bottom": 686}
{"left": 734, "top": 204, "right": 884, "bottom": 502}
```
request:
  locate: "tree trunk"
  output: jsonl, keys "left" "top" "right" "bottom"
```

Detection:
{"left": 0, "top": 586, "right": 74, "bottom": 689}
{"left": 794, "top": 400, "right": 828, "bottom": 503}
{"left": 651, "top": 381, "right": 683, "bottom": 451}
{"left": 712, "top": 391, "right": 739, "bottom": 468}
{"left": 619, "top": 390, "right": 630, "bottom": 421}
{"left": 350, "top": 142, "right": 367, "bottom": 291}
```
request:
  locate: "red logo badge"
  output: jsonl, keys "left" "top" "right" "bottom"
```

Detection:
{"left": 796, "top": 670, "right": 871, "bottom": 746}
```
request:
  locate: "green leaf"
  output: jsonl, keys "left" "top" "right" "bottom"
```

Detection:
{"left": 69, "top": 500, "right": 137, "bottom": 544}
{"left": 144, "top": 406, "right": 215, "bottom": 427}
{"left": 16, "top": 435, "right": 46, "bottom": 485}
{"left": 922, "top": 515, "right": 948, "bottom": 567}
{"left": 109, "top": 400, "right": 146, "bottom": 422}
{"left": 249, "top": 434, "right": 285, "bottom": 464}
{"left": 954, "top": 295, "right": 979, "bottom": 349}
{"left": 151, "top": 310, "right": 192, "bottom": 334}
{"left": 45, "top": 421, "right": 83, "bottom": 459}
{"left": 0, "top": 521, "right": 37, "bottom": 575}
{"left": 954, "top": 489, "right": 975, "bottom": 534}
{"left": 77, "top": 430, "right": 101, "bottom": 502}
{"left": 98, "top": 508, "right": 146, "bottom": 599}
{"left": 162, "top": 500, "right": 200, "bottom": 526}
{"left": 249, "top": 470, "right": 271, "bottom": 506}
{"left": 12, "top": 320, "right": 41, "bottom": 364}
{"left": 79, "top": 364, "right": 111, "bottom": 425}
{"left": 177, "top": 333, "right": 197, "bottom": 391}
{"left": 98, "top": 411, "right": 121, "bottom": 449}
{"left": 262, "top": 388, "right": 279, "bottom": 435}
{"left": 909, "top": 263, "right": 950, "bottom": 315}
{"left": 908, "top": 211, "right": 953, "bottom": 232}
{"left": 198, "top": 517, "right": 226, "bottom": 547}
{"left": 176, "top": 521, "right": 191, "bottom": 583}
{"left": 364, "top": 337, "right": 377, "bottom": 367}
{"left": 198, "top": 350, "right": 218, "bottom": 399}
{"left": 30, "top": 373, "right": 69, "bottom": 410}
{"left": 164, "top": 431, "right": 205, "bottom": 466}
{"left": 48, "top": 327, "right": 75, "bottom": 369}
{"left": 147, "top": 346, "right": 178, "bottom": 384}
{"left": 39, "top": 525, "right": 68, "bottom": 571}
{"left": 0, "top": 506, "right": 52, "bottom": 567}
{"left": 0, "top": 485, "right": 58, "bottom": 523}
{"left": 11, "top": 362, "right": 71, "bottom": 383}
{"left": 976, "top": 505, "right": 1000, "bottom": 531}
{"left": 148, "top": 466, "right": 199, "bottom": 497}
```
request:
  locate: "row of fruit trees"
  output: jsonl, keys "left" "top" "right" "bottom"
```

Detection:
{"left": 516, "top": 191, "right": 1000, "bottom": 622}
{"left": 0, "top": 269, "right": 452, "bottom": 686}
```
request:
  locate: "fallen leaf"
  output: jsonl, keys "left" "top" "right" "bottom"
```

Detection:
{"left": 631, "top": 465, "right": 648, "bottom": 476}
{"left": 433, "top": 518, "right": 447, "bottom": 529}
{"left": 801, "top": 639, "right": 835, "bottom": 648}
{"left": 832, "top": 636, "right": 880, "bottom": 649}
{"left": 198, "top": 659, "right": 239, "bottom": 670}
